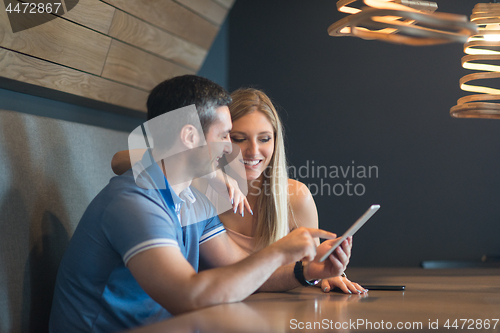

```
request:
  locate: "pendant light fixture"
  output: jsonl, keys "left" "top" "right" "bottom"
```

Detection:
{"left": 328, "top": 0, "right": 477, "bottom": 46}
{"left": 451, "top": 2, "right": 500, "bottom": 119}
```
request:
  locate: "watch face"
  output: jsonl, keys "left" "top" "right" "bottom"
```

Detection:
{"left": 308, "top": 279, "right": 319, "bottom": 286}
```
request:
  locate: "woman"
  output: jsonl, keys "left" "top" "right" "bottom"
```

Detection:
{"left": 112, "top": 88, "right": 366, "bottom": 294}
{"left": 212, "top": 88, "right": 365, "bottom": 294}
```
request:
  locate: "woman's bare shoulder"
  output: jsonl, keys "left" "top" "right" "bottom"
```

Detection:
{"left": 288, "top": 179, "right": 313, "bottom": 205}
{"left": 287, "top": 179, "right": 318, "bottom": 229}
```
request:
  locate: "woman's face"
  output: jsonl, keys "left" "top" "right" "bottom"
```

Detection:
{"left": 230, "top": 110, "right": 275, "bottom": 181}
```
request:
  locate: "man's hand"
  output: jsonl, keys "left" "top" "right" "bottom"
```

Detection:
{"left": 267, "top": 227, "right": 337, "bottom": 266}
{"left": 303, "top": 236, "right": 352, "bottom": 281}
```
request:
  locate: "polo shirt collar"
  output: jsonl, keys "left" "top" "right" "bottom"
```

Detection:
{"left": 137, "top": 150, "right": 196, "bottom": 207}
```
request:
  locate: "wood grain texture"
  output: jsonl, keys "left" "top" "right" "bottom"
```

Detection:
{"left": 0, "top": 7, "right": 111, "bottom": 75}
{"left": 101, "top": 40, "right": 195, "bottom": 91}
{"left": 0, "top": 0, "right": 235, "bottom": 115}
{"left": 125, "top": 268, "right": 500, "bottom": 333}
{"left": 101, "top": 0, "right": 219, "bottom": 49}
{"left": 0, "top": 47, "right": 148, "bottom": 112}
{"left": 109, "top": 10, "right": 206, "bottom": 71}
{"left": 174, "top": 0, "right": 228, "bottom": 26}
{"left": 61, "top": 0, "right": 116, "bottom": 34}
{"left": 212, "top": 0, "right": 235, "bottom": 10}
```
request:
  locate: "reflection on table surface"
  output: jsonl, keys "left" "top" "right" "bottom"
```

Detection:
{"left": 125, "top": 268, "right": 500, "bottom": 332}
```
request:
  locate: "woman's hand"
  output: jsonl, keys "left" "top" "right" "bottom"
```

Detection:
{"left": 303, "top": 237, "right": 351, "bottom": 281}
{"left": 207, "top": 170, "right": 253, "bottom": 217}
{"left": 225, "top": 175, "right": 253, "bottom": 216}
{"left": 320, "top": 275, "right": 367, "bottom": 294}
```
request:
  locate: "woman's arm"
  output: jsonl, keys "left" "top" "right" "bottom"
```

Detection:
{"left": 112, "top": 149, "right": 251, "bottom": 214}
{"left": 288, "top": 179, "right": 319, "bottom": 241}
{"left": 287, "top": 179, "right": 367, "bottom": 294}
{"left": 208, "top": 169, "right": 252, "bottom": 216}
{"left": 111, "top": 149, "right": 147, "bottom": 175}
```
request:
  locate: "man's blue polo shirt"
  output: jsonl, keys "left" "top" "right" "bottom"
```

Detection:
{"left": 49, "top": 153, "right": 225, "bottom": 333}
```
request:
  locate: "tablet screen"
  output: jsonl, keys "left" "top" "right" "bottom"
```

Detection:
{"left": 318, "top": 205, "right": 380, "bottom": 262}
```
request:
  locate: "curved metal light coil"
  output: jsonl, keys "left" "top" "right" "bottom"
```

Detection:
{"left": 329, "top": 0, "right": 477, "bottom": 46}
{"left": 451, "top": 3, "right": 500, "bottom": 119}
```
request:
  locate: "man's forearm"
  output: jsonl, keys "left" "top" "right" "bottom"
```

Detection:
{"left": 198, "top": 228, "right": 339, "bottom": 298}
{"left": 188, "top": 245, "right": 287, "bottom": 309}
{"left": 257, "top": 263, "right": 301, "bottom": 292}
{"left": 132, "top": 245, "right": 289, "bottom": 316}
{"left": 258, "top": 260, "right": 336, "bottom": 292}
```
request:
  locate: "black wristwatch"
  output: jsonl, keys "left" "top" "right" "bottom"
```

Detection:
{"left": 294, "top": 261, "right": 319, "bottom": 286}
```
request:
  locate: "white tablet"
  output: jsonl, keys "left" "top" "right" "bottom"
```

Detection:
{"left": 318, "top": 205, "right": 380, "bottom": 262}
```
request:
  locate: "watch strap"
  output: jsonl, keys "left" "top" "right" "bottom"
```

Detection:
{"left": 294, "top": 261, "right": 318, "bottom": 286}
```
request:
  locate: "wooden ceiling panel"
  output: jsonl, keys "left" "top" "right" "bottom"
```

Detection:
{"left": 0, "top": 0, "right": 235, "bottom": 114}
{"left": 0, "top": 7, "right": 111, "bottom": 75}
{"left": 102, "top": 0, "right": 219, "bottom": 49}
{"left": 109, "top": 10, "right": 206, "bottom": 71}
{"left": 0, "top": 47, "right": 149, "bottom": 112}
{"left": 174, "top": 0, "right": 228, "bottom": 26}
{"left": 101, "top": 40, "right": 194, "bottom": 91}
{"left": 213, "top": 0, "right": 235, "bottom": 10}
{"left": 60, "top": 0, "right": 116, "bottom": 34}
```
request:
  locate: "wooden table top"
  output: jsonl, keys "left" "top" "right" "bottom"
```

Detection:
{"left": 125, "top": 268, "right": 500, "bottom": 332}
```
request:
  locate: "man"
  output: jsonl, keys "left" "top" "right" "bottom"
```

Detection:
{"left": 49, "top": 75, "right": 351, "bottom": 332}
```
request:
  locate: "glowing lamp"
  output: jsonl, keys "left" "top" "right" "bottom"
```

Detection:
{"left": 451, "top": 3, "right": 500, "bottom": 119}
{"left": 329, "top": 0, "right": 477, "bottom": 46}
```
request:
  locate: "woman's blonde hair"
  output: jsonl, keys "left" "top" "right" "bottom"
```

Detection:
{"left": 229, "top": 88, "right": 292, "bottom": 249}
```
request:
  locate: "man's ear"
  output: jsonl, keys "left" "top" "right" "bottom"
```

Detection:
{"left": 179, "top": 124, "right": 201, "bottom": 149}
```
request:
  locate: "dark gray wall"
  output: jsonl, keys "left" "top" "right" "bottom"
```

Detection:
{"left": 229, "top": 0, "right": 500, "bottom": 267}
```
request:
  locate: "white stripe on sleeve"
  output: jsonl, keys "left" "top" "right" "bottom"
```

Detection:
{"left": 199, "top": 226, "right": 226, "bottom": 245}
{"left": 123, "top": 238, "right": 179, "bottom": 265}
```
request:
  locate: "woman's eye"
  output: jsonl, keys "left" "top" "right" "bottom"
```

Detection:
{"left": 260, "top": 137, "right": 271, "bottom": 143}
{"left": 231, "top": 137, "right": 244, "bottom": 143}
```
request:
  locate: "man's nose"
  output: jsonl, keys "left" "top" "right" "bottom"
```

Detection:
{"left": 223, "top": 140, "right": 232, "bottom": 154}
